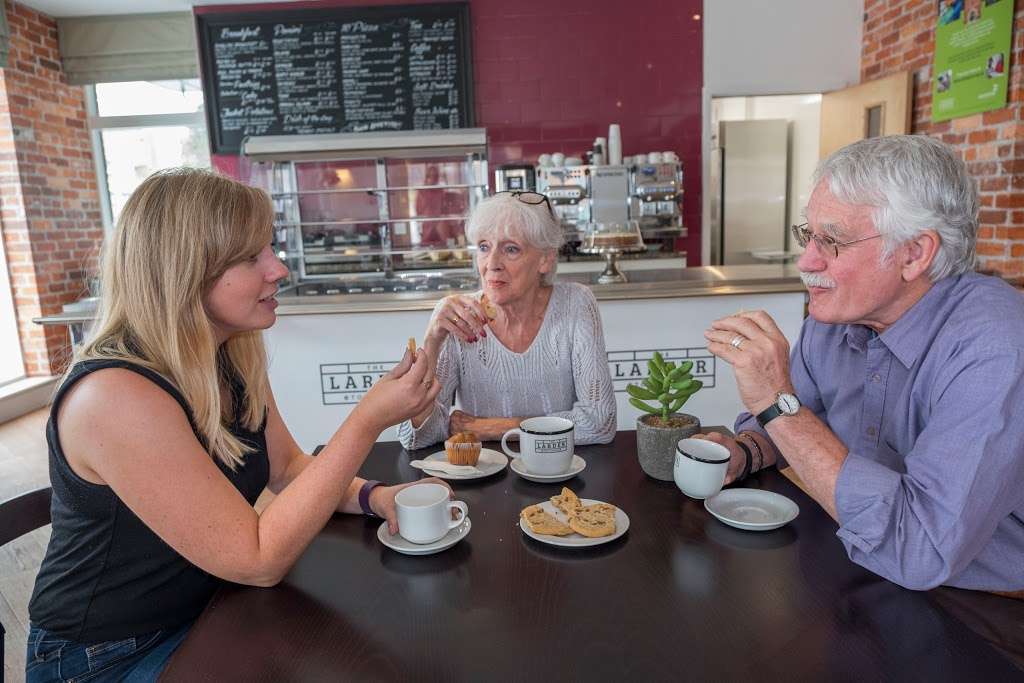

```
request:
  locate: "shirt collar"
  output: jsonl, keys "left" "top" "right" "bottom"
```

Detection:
{"left": 840, "top": 275, "right": 958, "bottom": 367}
{"left": 879, "top": 276, "right": 958, "bottom": 368}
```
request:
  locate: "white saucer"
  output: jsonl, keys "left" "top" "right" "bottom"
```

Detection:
{"left": 510, "top": 454, "right": 586, "bottom": 483}
{"left": 519, "top": 498, "right": 629, "bottom": 548}
{"left": 419, "top": 448, "right": 508, "bottom": 480}
{"left": 704, "top": 489, "right": 799, "bottom": 531}
{"left": 377, "top": 517, "right": 472, "bottom": 555}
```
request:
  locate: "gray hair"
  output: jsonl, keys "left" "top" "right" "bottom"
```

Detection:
{"left": 813, "top": 134, "right": 978, "bottom": 280}
{"left": 465, "top": 193, "right": 563, "bottom": 285}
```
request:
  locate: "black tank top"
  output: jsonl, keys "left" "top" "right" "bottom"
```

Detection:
{"left": 28, "top": 359, "right": 270, "bottom": 642}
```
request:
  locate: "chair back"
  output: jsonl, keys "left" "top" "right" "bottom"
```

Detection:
{"left": 0, "top": 485, "right": 51, "bottom": 664}
{"left": 0, "top": 486, "right": 52, "bottom": 547}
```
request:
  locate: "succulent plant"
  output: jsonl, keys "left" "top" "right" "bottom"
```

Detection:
{"left": 626, "top": 351, "right": 703, "bottom": 422}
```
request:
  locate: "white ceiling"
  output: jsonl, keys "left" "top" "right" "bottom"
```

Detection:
{"left": 18, "top": 0, "right": 303, "bottom": 19}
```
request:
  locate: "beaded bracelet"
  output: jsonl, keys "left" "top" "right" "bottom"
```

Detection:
{"left": 735, "top": 439, "right": 753, "bottom": 482}
{"left": 739, "top": 432, "right": 766, "bottom": 473}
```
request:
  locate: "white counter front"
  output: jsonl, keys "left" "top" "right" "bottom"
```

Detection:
{"left": 266, "top": 279, "right": 805, "bottom": 450}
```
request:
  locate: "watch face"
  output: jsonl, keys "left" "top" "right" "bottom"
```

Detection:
{"left": 778, "top": 393, "right": 800, "bottom": 415}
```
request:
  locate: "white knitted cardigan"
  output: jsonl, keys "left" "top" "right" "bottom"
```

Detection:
{"left": 397, "top": 281, "right": 617, "bottom": 450}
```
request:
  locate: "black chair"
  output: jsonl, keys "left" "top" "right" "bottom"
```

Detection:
{"left": 0, "top": 486, "right": 52, "bottom": 670}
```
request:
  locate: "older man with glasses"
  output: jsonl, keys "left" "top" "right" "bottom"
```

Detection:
{"left": 700, "top": 135, "right": 1024, "bottom": 593}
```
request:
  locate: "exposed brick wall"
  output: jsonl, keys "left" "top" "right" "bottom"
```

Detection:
{"left": 0, "top": 1, "right": 103, "bottom": 375}
{"left": 861, "top": 0, "right": 1024, "bottom": 278}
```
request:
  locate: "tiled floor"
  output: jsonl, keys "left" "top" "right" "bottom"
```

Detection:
{"left": 1, "top": 408, "right": 50, "bottom": 681}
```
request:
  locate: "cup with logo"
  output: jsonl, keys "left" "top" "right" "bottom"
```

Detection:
{"left": 501, "top": 416, "right": 575, "bottom": 475}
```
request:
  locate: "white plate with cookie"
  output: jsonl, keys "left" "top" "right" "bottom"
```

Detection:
{"left": 510, "top": 454, "right": 586, "bottom": 483}
{"left": 419, "top": 448, "right": 508, "bottom": 480}
{"left": 519, "top": 497, "right": 629, "bottom": 548}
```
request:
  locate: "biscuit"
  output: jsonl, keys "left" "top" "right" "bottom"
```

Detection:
{"left": 578, "top": 502, "right": 616, "bottom": 520}
{"left": 480, "top": 293, "right": 497, "bottom": 320}
{"left": 550, "top": 487, "right": 582, "bottom": 517}
{"left": 568, "top": 507, "right": 616, "bottom": 538}
{"left": 521, "top": 504, "right": 574, "bottom": 536}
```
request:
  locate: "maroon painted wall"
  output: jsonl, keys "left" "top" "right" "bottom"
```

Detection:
{"left": 201, "top": 0, "right": 704, "bottom": 263}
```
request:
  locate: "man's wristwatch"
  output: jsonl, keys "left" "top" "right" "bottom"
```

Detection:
{"left": 755, "top": 392, "right": 801, "bottom": 427}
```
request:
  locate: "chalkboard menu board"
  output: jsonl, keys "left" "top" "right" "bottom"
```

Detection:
{"left": 196, "top": 3, "right": 474, "bottom": 154}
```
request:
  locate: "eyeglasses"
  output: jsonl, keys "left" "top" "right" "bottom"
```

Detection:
{"left": 494, "top": 190, "right": 555, "bottom": 217}
{"left": 791, "top": 223, "right": 882, "bottom": 259}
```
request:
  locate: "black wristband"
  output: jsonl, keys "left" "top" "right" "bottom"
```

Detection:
{"left": 735, "top": 440, "right": 753, "bottom": 482}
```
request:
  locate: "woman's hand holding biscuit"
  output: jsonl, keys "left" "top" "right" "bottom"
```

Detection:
{"left": 355, "top": 346, "right": 442, "bottom": 433}
{"left": 425, "top": 295, "right": 490, "bottom": 350}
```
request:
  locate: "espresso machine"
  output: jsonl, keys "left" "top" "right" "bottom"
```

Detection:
{"left": 535, "top": 164, "right": 630, "bottom": 237}
{"left": 494, "top": 164, "right": 536, "bottom": 192}
{"left": 628, "top": 161, "right": 684, "bottom": 252}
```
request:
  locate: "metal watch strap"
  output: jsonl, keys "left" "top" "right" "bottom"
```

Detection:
{"left": 358, "top": 479, "right": 384, "bottom": 517}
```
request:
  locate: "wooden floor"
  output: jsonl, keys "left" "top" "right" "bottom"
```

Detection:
{"left": 1, "top": 408, "right": 50, "bottom": 681}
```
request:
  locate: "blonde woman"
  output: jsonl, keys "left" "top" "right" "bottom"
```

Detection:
{"left": 397, "top": 191, "right": 616, "bottom": 448}
{"left": 25, "top": 169, "right": 442, "bottom": 682}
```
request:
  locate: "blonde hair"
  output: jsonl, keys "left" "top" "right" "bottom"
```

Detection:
{"left": 73, "top": 168, "right": 274, "bottom": 469}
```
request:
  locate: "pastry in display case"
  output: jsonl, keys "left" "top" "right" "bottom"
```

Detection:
{"left": 240, "top": 129, "right": 488, "bottom": 295}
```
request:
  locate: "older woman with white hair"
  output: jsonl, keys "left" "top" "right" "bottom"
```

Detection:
{"left": 398, "top": 191, "right": 616, "bottom": 448}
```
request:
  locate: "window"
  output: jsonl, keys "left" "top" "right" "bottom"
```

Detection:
{"left": 0, "top": 235, "right": 25, "bottom": 386}
{"left": 88, "top": 79, "right": 211, "bottom": 229}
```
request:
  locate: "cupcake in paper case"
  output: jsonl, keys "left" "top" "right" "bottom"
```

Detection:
{"left": 445, "top": 431, "right": 482, "bottom": 465}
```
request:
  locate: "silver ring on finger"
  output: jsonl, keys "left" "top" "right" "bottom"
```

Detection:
{"left": 730, "top": 335, "right": 746, "bottom": 350}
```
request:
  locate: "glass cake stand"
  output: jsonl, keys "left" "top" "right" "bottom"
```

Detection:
{"left": 577, "top": 221, "right": 646, "bottom": 284}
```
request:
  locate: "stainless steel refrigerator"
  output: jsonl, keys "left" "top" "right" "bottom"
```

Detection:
{"left": 710, "top": 119, "right": 789, "bottom": 265}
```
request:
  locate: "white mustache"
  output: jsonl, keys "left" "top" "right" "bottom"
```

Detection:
{"left": 800, "top": 272, "right": 836, "bottom": 289}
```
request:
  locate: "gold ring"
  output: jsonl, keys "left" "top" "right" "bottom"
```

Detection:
{"left": 730, "top": 335, "right": 745, "bottom": 350}
{"left": 449, "top": 316, "right": 459, "bottom": 324}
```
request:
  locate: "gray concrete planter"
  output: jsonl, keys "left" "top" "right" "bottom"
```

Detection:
{"left": 636, "top": 413, "right": 701, "bottom": 481}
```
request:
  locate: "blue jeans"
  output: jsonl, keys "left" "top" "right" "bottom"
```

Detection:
{"left": 25, "top": 621, "right": 192, "bottom": 682}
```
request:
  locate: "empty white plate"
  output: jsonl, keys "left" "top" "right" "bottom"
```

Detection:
{"left": 510, "top": 455, "right": 586, "bottom": 483}
{"left": 704, "top": 489, "right": 799, "bottom": 531}
{"left": 377, "top": 518, "right": 472, "bottom": 556}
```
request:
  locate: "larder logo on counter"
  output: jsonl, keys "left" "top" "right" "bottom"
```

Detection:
{"left": 320, "top": 347, "right": 715, "bottom": 405}
{"left": 606, "top": 347, "right": 715, "bottom": 392}
{"left": 321, "top": 361, "right": 395, "bottom": 405}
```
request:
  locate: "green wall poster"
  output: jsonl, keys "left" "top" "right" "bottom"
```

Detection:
{"left": 933, "top": 0, "right": 1015, "bottom": 122}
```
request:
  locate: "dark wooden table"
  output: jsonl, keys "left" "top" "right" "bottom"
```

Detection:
{"left": 163, "top": 432, "right": 1024, "bottom": 681}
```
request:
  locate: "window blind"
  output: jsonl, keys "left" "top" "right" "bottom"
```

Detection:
{"left": 57, "top": 12, "right": 197, "bottom": 85}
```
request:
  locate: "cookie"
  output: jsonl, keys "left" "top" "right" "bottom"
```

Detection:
{"left": 480, "top": 293, "right": 497, "bottom": 320}
{"left": 521, "top": 504, "right": 574, "bottom": 536}
{"left": 550, "top": 487, "right": 582, "bottom": 517}
{"left": 578, "top": 502, "right": 616, "bottom": 520}
{"left": 568, "top": 507, "right": 616, "bottom": 538}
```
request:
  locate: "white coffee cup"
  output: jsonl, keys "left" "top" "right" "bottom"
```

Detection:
{"left": 501, "top": 416, "right": 575, "bottom": 475}
{"left": 674, "top": 438, "right": 730, "bottom": 499}
{"left": 663, "top": 151, "right": 678, "bottom": 162}
{"left": 395, "top": 482, "right": 468, "bottom": 544}
{"left": 647, "top": 152, "right": 663, "bottom": 163}
{"left": 538, "top": 153, "right": 552, "bottom": 167}
{"left": 551, "top": 152, "right": 566, "bottom": 167}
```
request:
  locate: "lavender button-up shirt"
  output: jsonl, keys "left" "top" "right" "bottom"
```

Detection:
{"left": 736, "top": 272, "right": 1024, "bottom": 591}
